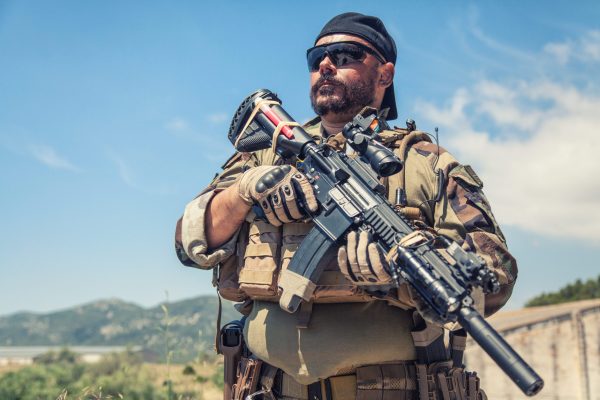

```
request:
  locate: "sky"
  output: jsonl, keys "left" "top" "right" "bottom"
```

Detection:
{"left": 0, "top": 1, "right": 599, "bottom": 315}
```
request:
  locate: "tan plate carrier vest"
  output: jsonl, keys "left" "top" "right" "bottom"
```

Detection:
{"left": 214, "top": 128, "right": 433, "bottom": 310}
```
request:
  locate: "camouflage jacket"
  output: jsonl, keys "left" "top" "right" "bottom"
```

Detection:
{"left": 176, "top": 117, "right": 517, "bottom": 317}
{"left": 175, "top": 117, "right": 518, "bottom": 383}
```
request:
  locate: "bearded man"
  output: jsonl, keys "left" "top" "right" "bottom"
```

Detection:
{"left": 176, "top": 12, "right": 516, "bottom": 400}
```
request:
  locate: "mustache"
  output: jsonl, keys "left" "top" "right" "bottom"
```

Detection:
{"left": 311, "top": 75, "right": 344, "bottom": 94}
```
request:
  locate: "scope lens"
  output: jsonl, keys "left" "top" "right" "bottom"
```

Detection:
{"left": 370, "top": 154, "right": 402, "bottom": 177}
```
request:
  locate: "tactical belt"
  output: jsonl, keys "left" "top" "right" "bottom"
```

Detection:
{"left": 240, "top": 359, "right": 486, "bottom": 400}
{"left": 251, "top": 362, "right": 419, "bottom": 400}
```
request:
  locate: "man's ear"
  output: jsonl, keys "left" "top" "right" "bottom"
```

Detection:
{"left": 378, "top": 62, "right": 395, "bottom": 88}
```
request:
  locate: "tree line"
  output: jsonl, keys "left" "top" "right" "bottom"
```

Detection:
{"left": 525, "top": 275, "right": 600, "bottom": 307}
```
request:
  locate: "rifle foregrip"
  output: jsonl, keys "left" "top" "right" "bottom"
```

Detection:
{"left": 458, "top": 307, "right": 544, "bottom": 396}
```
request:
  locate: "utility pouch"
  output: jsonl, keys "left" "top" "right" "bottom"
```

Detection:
{"left": 238, "top": 220, "right": 281, "bottom": 297}
{"left": 415, "top": 362, "right": 487, "bottom": 400}
{"left": 219, "top": 320, "right": 245, "bottom": 400}
{"left": 215, "top": 256, "right": 247, "bottom": 302}
{"left": 232, "top": 357, "right": 263, "bottom": 400}
{"left": 212, "top": 218, "right": 249, "bottom": 303}
{"left": 356, "top": 363, "right": 418, "bottom": 400}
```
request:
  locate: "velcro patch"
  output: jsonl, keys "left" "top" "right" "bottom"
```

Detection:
{"left": 464, "top": 165, "right": 484, "bottom": 188}
{"left": 450, "top": 165, "right": 484, "bottom": 189}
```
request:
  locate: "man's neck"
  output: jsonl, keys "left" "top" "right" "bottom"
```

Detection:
{"left": 320, "top": 104, "right": 380, "bottom": 136}
{"left": 320, "top": 117, "right": 351, "bottom": 136}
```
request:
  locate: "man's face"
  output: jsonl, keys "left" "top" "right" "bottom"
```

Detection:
{"left": 309, "top": 34, "right": 383, "bottom": 120}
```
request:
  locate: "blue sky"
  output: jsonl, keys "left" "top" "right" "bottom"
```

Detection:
{"left": 1, "top": 1, "right": 599, "bottom": 315}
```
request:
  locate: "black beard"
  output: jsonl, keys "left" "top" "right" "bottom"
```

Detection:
{"left": 310, "top": 73, "right": 376, "bottom": 117}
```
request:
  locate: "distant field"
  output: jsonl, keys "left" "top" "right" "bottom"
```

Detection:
{"left": 144, "top": 362, "right": 222, "bottom": 400}
{"left": 0, "top": 351, "right": 224, "bottom": 400}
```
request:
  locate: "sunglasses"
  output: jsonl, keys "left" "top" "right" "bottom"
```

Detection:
{"left": 306, "top": 41, "right": 386, "bottom": 72}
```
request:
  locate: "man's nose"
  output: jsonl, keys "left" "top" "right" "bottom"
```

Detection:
{"left": 318, "top": 54, "right": 336, "bottom": 75}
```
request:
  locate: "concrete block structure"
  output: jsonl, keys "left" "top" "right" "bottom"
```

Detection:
{"left": 465, "top": 299, "right": 600, "bottom": 400}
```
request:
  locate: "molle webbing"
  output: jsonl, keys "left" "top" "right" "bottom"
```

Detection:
{"left": 244, "top": 242, "right": 278, "bottom": 257}
{"left": 254, "top": 362, "right": 419, "bottom": 400}
{"left": 415, "top": 362, "right": 487, "bottom": 400}
{"left": 250, "top": 221, "right": 280, "bottom": 235}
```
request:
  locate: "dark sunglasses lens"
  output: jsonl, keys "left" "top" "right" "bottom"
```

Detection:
{"left": 307, "top": 43, "right": 368, "bottom": 71}
{"left": 307, "top": 47, "right": 326, "bottom": 71}
{"left": 329, "top": 44, "right": 366, "bottom": 66}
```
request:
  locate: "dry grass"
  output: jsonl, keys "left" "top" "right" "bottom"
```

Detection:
{"left": 143, "top": 361, "right": 222, "bottom": 400}
{"left": 0, "top": 362, "right": 27, "bottom": 374}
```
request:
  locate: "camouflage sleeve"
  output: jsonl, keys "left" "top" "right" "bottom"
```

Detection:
{"left": 404, "top": 142, "right": 518, "bottom": 316}
{"left": 174, "top": 152, "right": 257, "bottom": 269}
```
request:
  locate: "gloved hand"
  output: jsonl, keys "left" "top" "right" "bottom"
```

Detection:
{"left": 337, "top": 230, "right": 393, "bottom": 286}
{"left": 338, "top": 230, "right": 448, "bottom": 327}
{"left": 237, "top": 165, "right": 318, "bottom": 226}
{"left": 406, "top": 284, "right": 447, "bottom": 327}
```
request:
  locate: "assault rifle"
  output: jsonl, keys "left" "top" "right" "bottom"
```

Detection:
{"left": 227, "top": 89, "right": 544, "bottom": 396}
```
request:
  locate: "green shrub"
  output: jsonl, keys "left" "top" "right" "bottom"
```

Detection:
{"left": 526, "top": 275, "right": 600, "bottom": 307}
{"left": 182, "top": 365, "right": 196, "bottom": 375}
{"left": 0, "top": 350, "right": 168, "bottom": 400}
{"left": 34, "top": 348, "right": 79, "bottom": 365}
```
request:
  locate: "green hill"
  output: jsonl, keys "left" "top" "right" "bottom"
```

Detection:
{"left": 0, "top": 296, "right": 239, "bottom": 362}
{"left": 525, "top": 275, "right": 600, "bottom": 307}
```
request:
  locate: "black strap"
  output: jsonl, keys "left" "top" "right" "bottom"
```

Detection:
{"left": 411, "top": 313, "right": 448, "bottom": 364}
{"left": 215, "top": 288, "right": 223, "bottom": 354}
{"left": 324, "top": 378, "right": 333, "bottom": 400}
{"left": 450, "top": 328, "right": 468, "bottom": 368}
{"left": 307, "top": 382, "right": 322, "bottom": 400}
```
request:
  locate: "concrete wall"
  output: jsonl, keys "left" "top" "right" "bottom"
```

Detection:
{"left": 464, "top": 301, "right": 600, "bottom": 400}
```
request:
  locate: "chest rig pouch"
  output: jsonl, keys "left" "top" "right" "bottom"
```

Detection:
{"left": 236, "top": 215, "right": 372, "bottom": 303}
{"left": 232, "top": 128, "right": 432, "bottom": 306}
{"left": 238, "top": 217, "right": 282, "bottom": 298}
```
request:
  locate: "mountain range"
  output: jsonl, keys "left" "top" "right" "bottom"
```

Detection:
{"left": 0, "top": 296, "right": 240, "bottom": 362}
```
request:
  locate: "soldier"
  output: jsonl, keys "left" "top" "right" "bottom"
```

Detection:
{"left": 176, "top": 12, "right": 517, "bottom": 400}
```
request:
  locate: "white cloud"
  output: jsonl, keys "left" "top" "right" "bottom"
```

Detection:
{"left": 416, "top": 80, "right": 600, "bottom": 243}
{"left": 544, "top": 30, "right": 600, "bottom": 65}
{"left": 582, "top": 30, "right": 600, "bottom": 61}
{"left": 29, "top": 145, "right": 80, "bottom": 172}
{"left": 543, "top": 42, "right": 571, "bottom": 65}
